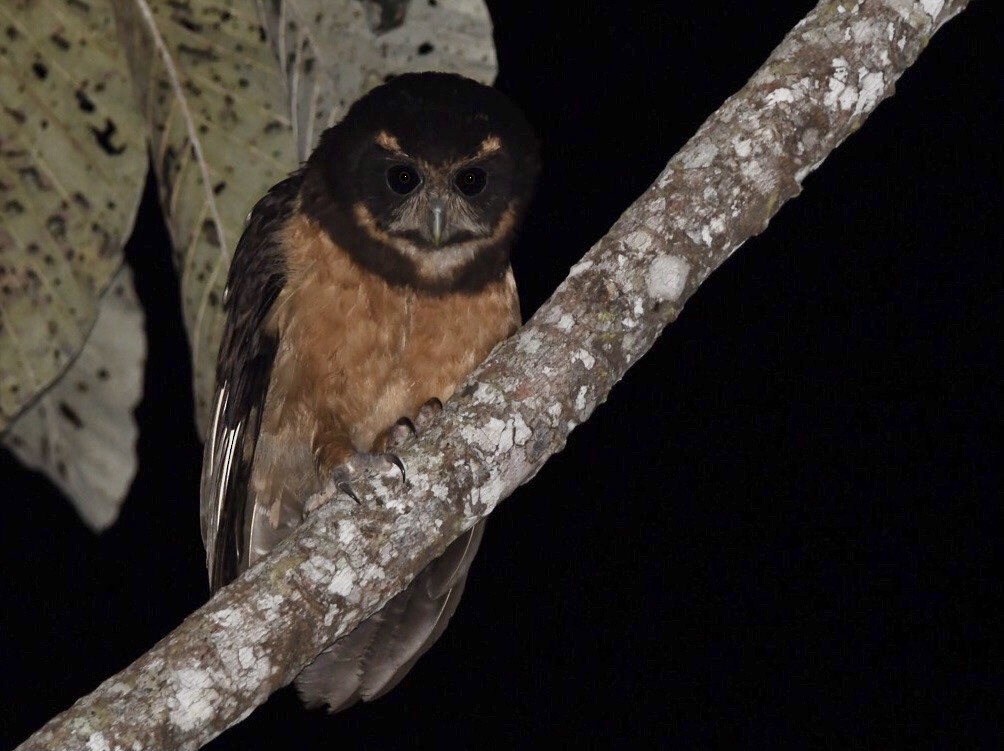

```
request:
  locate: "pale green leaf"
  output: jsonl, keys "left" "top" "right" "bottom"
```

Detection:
{"left": 3, "top": 264, "right": 145, "bottom": 530}
{"left": 112, "top": 0, "right": 296, "bottom": 434}
{"left": 261, "top": 0, "right": 498, "bottom": 159}
{"left": 0, "top": 0, "right": 146, "bottom": 430}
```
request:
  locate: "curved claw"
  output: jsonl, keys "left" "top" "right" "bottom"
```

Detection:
{"left": 383, "top": 451, "right": 406, "bottom": 484}
{"left": 383, "top": 417, "right": 417, "bottom": 451}
{"left": 336, "top": 481, "right": 360, "bottom": 504}
{"left": 322, "top": 451, "right": 407, "bottom": 512}
{"left": 413, "top": 398, "right": 444, "bottom": 433}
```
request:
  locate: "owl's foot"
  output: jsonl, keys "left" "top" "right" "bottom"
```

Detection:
{"left": 308, "top": 452, "right": 406, "bottom": 510}
{"left": 380, "top": 418, "right": 417, "bottom": 452}
{"left": 381, "top": 398, "right": 445, "bottom": 451}
{"left": 412, "top": 397, "right": 444, "bottom": 433}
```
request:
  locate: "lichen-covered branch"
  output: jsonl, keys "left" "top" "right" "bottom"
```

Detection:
{"left": 18, "top": 1, "right": 970, "bottom": 749}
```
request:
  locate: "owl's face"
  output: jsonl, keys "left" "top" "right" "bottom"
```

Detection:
{"left": 301, "top": 73, "right": 539, "bottom": 292}
{"left": 354, "top": 130, "right": 513, "bottom": 249}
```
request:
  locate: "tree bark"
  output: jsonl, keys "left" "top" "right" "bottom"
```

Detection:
{"left": 17, "top": 1, "right": 971, "bottom": 749}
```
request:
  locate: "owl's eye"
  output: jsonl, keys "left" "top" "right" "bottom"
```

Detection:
{"left": 386, "top": 165, "right": 421, "bottom": 195}
{"left": 454, "top": 167, "right": 487, "bottom": 197}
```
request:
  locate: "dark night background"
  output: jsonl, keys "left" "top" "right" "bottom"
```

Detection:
{"left": 2, "top": 1, "right": 1000, "bottom": 748}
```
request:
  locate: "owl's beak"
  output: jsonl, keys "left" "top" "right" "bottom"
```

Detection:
{"left": 429, "top": 202, "right": 445, "bottom": 247}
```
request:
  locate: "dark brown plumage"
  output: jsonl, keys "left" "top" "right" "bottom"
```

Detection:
{"left": 200, "top": 72, "right": 538, "bottom": 711}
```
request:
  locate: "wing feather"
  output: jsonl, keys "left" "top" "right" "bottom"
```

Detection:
{"left": 295, "top": 520, "right": 487, "bottom": 710}
{"left": 199, "top": 172, "right": 302, "bottom": 590}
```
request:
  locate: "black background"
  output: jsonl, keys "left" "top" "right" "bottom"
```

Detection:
{"left": 2, "top": 1, "right": 1000, "bottom": 748}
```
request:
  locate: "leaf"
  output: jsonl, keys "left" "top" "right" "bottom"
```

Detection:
{"left": 112, "top": 0, "right": 296, "bottom": 434}
{"left": 354, "top": 0, "right": 411, "bottom": 34}
{"left": 2, "top": 264, "right": 145, "bottom": 530}
{"left": 0, "top": 0, "right": 146, "bottom": 431}
{"left": 260, "top": 0, "right": 498, "bottom": 160}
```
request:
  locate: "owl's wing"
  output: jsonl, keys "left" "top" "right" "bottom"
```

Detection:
{"left": 295, "top": 520, "right": 486, "bottom": 711}
{"left": 200, "top": 172, "right": 302, "bottom": 590}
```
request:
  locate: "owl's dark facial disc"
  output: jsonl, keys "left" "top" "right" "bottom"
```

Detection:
{"left": 361, "top": 130, "right": 511, "bottom": 249}
{"left": 300, "top": 73, "right": 539, "bottom": 293}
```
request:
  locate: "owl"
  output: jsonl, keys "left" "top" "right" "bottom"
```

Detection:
{"left": 200, "top": 72, "right": 539, "bottom": 711}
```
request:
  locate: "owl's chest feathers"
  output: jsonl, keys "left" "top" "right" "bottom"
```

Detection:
{"left": 266, "top": 213, "right": 519, "bottom": 470}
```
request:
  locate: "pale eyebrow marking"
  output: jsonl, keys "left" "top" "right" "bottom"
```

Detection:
{"left": 477, "top": 135, "right": 502, "bottom": 157}
{"left": 376, "top": 130, "right": 405, "bottom": 154}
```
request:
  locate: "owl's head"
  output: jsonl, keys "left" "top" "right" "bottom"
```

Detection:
{"left": 301, "top": 72, "right": 539, "bottom": 292}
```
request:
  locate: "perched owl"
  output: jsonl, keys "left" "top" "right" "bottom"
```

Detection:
{"left": 200, "top": 72, "right": 539, "bottom": 711}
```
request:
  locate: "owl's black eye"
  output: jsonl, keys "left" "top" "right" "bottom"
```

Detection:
{"left": 454, "top": 167, "right": 487, "bottom": 197}
{"left": 386, "top": 165, "right": 421, "bottom": 195}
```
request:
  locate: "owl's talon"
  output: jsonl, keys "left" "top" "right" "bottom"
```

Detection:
{"left": 307, "top": 482, "right": 359, "bottom": 511}
{"left": 378, "top": 398, "right": 445, "bottom": 454}
{"left": 336, "top": 481, "right": 360, "bottom": 504}
{"left": 412, "top": 397, "right": 443, "bottom": 433}
{"left": 384, "top": 452, "right": 407, "bottom": 483}
{"left": 328, "top": 451, "right": 406, "bottom": 504}
{"left": 383, "top": 417, "right": 417, "bottom": 451}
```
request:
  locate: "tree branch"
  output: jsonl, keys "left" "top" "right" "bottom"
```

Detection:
{"left": 17, "top": 1, "right": 970, "bottom": 749}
